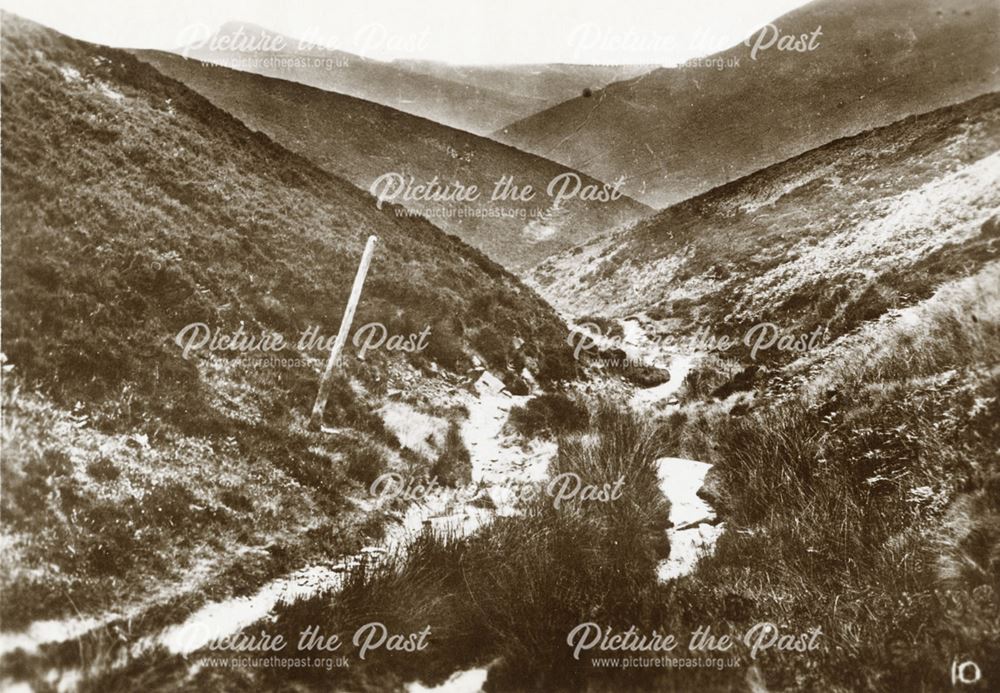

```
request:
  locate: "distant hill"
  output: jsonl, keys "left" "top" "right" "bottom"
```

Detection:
{"left": 497, "top": 0, "right": 1000, "bottom": 207}
{"left": 530, "top": 92, "right": 1000, "bottom": 361}
{"left": 134, "top": 49, "right": 652, "bottom": 270}
{"left": 176, "top": 21, "right": 651, "bottom": 135}
{"left": 394, "top": 59, "right": 652, "bottom": 117}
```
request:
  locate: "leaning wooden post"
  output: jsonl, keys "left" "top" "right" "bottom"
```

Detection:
{"left": 308, "top": 235, "right": 378, "bottom": 431}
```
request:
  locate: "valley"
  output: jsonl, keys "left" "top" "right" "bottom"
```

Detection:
{"left": 134, "top": 48, "right": 650, "bottom": 270}
{"left": 175, "top": 21, "right": 652, "bottom": 135}
{"left": 1, "top": 3, "right": 998, "bottom": 692}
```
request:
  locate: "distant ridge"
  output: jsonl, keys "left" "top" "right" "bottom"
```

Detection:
{"left": 497, "top": 0, "right": 1000, "bottom": 207}
{"left": 175, "top": 20, "right": 653, "bottom": 135}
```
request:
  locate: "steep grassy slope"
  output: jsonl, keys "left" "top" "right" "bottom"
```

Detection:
{"left": 178, "top": 21, "right": 650, "bottom": 135}
{"left": 132, "top": 49, "right": 651, "bottom": 271}
{"left": 532, "top": 92, "right": 1000, "bottom": 366}
{"left": 498, "top": 0, "right": 1000, "bottom": 206}
{"left": 655, "top": 262, "right": 1000, "bottom": 691}
{"left": 0, "top": 12, "right": 576, "bottom": 629}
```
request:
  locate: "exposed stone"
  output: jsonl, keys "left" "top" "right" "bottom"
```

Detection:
{"left": 475, "top": 370, "right": 506, "bottom": 395}
{"left": 697, "top": 466, "right": 728, "bottom": 513}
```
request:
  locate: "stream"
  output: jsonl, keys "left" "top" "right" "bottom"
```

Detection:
{"left": 407, "top": 316, "right": 725, "bottom": 693}
{"left": 0, "top": 375, "right": 555, "bottom": 690}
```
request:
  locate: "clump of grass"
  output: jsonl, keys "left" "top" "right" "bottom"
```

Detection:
{"left": 679, "top": 353, "right": 739, "bottom": 401}
{"left": 660, "top": 262, "right": 1000, "bottom": 691}
{"left": 577, "top": 315, "right": 624, "bottom": 340}
{"left": 86, "top": 457, "right": 120, "bottom": 482}
{"left": 343, "top": 442, "right": 389, "bottom": 487}
{"left": 553, "top": 404, "right": 671, "bottom": 531}
{"left": 508, "top": 392, "right": 590, "bottom": 439}
{"left": 431, "top": 421, "right": 471, "bottom": 488}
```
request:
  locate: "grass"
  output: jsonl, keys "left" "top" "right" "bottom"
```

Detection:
{"left": 431, "top": 421, "right": 472, "bottom": 488}
{"left": 132, "top": 49, "right": 650, "bottom": 271}
{"left": 657, "top": 261, "right": 1000, "bottom": 690}
{"left": 507, "top": 392, "right": 590, "bottom": 439}
{"left": 0, "top": 374, "right": 349, "bottom": 629}
{"left": 38, "top": 266, "right": 1000, "bottom": 691}
{"left": 169, "top": 262, "right": 998, "bottom": 693}
{"left": 532, "top": 92, "right": 1000, "bottom": 356}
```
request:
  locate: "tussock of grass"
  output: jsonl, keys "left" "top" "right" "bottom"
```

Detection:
{"left": 507, "top": 392, "right": 590, "bottom": 439}
{"left": 431, "top": 421, "right": 471, "bottom": 488}
{"left": 343, "top": 442, "right": 390, "bottom": 487}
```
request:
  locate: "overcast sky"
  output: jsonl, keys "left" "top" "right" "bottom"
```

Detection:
{"left": 0, "top": 0, "right": 811, "bottom": 65}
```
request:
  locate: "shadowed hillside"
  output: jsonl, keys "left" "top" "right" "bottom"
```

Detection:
{"left": 498, "top": 0, "right": 1000, "bottom": 207}
{"left": 532, "top": 91, "right": 1000, "bottom": 365}
{"left": 133, "top": 49, "right": 651, "bottom": 271}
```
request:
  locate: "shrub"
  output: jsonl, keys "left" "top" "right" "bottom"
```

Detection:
{"left": 576, "top": 315, "right": 623, "bottom": 339}
{"left": 430, "top": 422, "right": 471, "bottom": 488}
{"left": 471, "top": 324, "right": 508, "bottom": 370}
{"left": 535, "top": 350, "right": 579, "bottom": 385}
{"left": 344, "top": 442, "right": 388, "bottom": 487}
{"left": 508, "top": 393, "right": 589, "bottom": 440}
{"left": 86, "top": 457, "right": 120, "bottom": 482}
{"left": 622, "top": 364, "right": 671, "bottom": 388}
{"left": 421, "top": 318, "right": 467, "bottom": 372}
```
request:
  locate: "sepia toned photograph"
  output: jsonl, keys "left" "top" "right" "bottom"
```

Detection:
{"left": 0, "top": 0, "right": 997, "bottom": 690}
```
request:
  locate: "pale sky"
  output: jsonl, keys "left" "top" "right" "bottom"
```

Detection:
{"left": 0, "top": 0, "right": 811, "bottom": 65}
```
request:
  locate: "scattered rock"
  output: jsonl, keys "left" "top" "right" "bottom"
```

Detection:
{"left": 475, "top": 370, "right": 506, "bottom": 395}
{"left": 697, "top": 466, "right": 728, "bottom": 513}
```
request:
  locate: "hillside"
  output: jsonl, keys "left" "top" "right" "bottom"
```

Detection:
{"left": 177, "top": 21, "right": 650, "bottom": 135}
{"left": 0, "top": 11, "right": 578, "bottom": 633}
{"left": 531, "top": 91, "right": 1000, "bottom": 366}
{"left": 134, "top": 48, "right": 651, "bottom": 270}
{"left": 497, "top": 0, "right": 1000, "bottom": 207}
{"left": 394, "top": 59, "right": 652, "bottom": 116}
